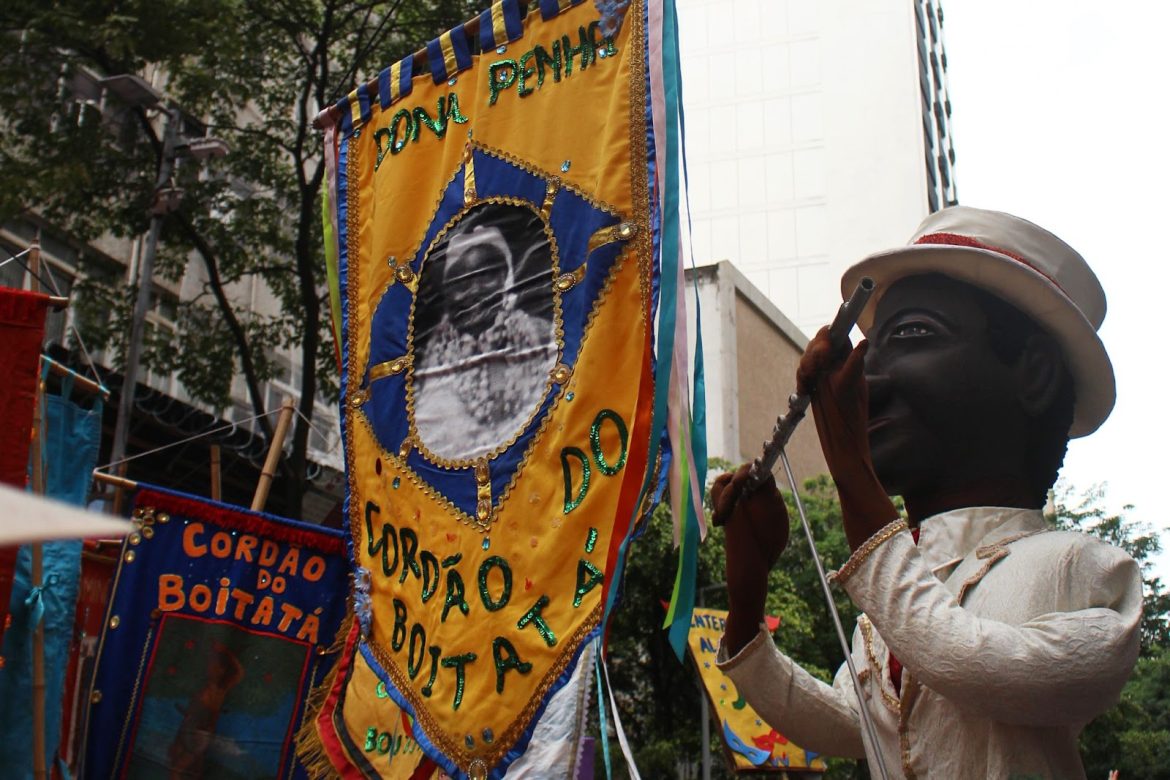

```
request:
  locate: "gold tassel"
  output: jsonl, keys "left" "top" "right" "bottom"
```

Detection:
{"left": 295, "top": 611, "right": 355, "bottom": 779}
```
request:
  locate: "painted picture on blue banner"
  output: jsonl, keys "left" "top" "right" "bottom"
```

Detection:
{"left": 410, "top": 201, "right": 559, "bottom": 461}
{"left": 124, "top": 614, "right": 311, "bottom": 780}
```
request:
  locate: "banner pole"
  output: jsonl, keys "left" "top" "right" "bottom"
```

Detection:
{"left": 210, "top": 444, "right": 222, "bottom": 501}
{"left": 28, "top": 237, "right": 48, "bottom": 780}
{"left": 252, "top": 397, "right": 295, "bottom": 512}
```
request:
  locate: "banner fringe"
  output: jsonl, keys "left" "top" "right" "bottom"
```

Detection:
{"left": 294, "top": 611, "right": 354, "bottom": 779}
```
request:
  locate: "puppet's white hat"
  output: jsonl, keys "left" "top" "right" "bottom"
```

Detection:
{"left": 842, "top": 205, "right": 1114, "bottom": 437}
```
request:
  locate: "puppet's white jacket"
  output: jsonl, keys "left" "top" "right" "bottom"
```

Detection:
{"left": 717, "top": 507, "right": 1142, "bottom": 779}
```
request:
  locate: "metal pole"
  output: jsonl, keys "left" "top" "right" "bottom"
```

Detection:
{"left": 108, "top": 107, "right": 178, "bottom": 485}
{"left": 780, "top": 450, "right": 890, "bottom": 780}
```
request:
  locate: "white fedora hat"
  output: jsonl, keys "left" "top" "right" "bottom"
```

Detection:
{"left": 842, "top": 205, "right": 1114, "bottom": 437}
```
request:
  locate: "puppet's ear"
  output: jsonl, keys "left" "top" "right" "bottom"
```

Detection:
{"left": 1015, "top": 333, "right": 1066, "bottom": 417}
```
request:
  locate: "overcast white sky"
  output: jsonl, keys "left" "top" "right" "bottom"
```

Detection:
{"left": 940, "top": 0, "right": 1170, "bottom": 579}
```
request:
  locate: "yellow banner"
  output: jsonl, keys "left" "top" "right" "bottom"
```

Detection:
{"left": 688, "top": 608, "right": 828, "bottom": 774}
{"left": 326, "top": 2, "right": 656, "bottom": 777}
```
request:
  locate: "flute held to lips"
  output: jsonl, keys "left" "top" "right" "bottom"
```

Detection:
{"left": 738, "top": 276, "right": 876, "bottom": 498}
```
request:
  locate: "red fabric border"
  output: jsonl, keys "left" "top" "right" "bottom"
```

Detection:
{"left": 315, "top": 620, "right": 368, "bottom": 779}
{"left": 913, "top": 232, "right": 1069, "bottom": 298}
{"left": 133, "top": 487, "right": 346, "bottom": 555}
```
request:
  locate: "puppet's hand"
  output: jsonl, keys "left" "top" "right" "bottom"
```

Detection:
{"left": 712, "top": 463, "right": 789, "bottom": 654}
{"left": 798, "top": 328, "right": 899, "bottom": 551}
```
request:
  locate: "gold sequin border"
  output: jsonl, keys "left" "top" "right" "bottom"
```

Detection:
{"left": 856, "top": 615, "right": 901, "bottom": 715}
{"left": 829, "top": 519, "right": 908, "bottom": 585}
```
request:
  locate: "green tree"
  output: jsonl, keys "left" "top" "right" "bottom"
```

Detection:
{"left": 1051, "top": 481, "right": 1170, "bottom": 778}
{"left": 604, "top": 467, "right": 862, "bottom": 778}
{"left": 0, "top": 0, "right": 478, "bottom": 514}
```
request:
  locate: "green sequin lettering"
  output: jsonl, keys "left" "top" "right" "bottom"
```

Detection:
{"left": 397, "top": 527, "right": 422, "bottom": 585}
{"left": 488, "top": 60, "right": 517, "bottom": 106}
{"left": 478, "top": 555, "right": 512, "bottom": 612}
{"left": 365, "top": 501, "right": 399, "bottom": 577}
{"left": 517, "top": 595, "right": 557, "bottom": 647}
{"left": 517, "top": 51, "right": 537, "bottom": 97}
{"left": 446, "top": 92, "right": 469, "bottom": 124}
{"left": 534, "top": 44, "right": 561, "bottom": 87}
{"left": 441, "top": 652, "right": 477, "bottom": 711}
{"left": 585, "top": 527, "right": 598, "bottom": 554}
{"left": 491, "top": 636, "right": 533, "bottom": 694}
{"left": 421, "top": 645, "right": 440, "bottom": 696}
{"left": 378, "top": 732, "right": 392, "bottom": 754}
{"left": 389, "top": 109, "right": 414, "bottom": 154}
{"left": 590, "top": 409, "right": 628, "bottom": 476}
{"left": 442, "top": 569, "right": 469, "bottom": 622}
{"left": 373, "top": 127, "right": 392, "bottom": 171}
{"left": 420, "top": 551, "right": 439, "bottom": 603}
{"left": 391, "top": 598, "right": 407, "bottom": 651}
{"left": 561, "top": 446, "right": 590, "bottom": 514}
{"left": 574, "top": 559, "right": 604, "bottom": 608}
{"left": 407, "top": 623, "right": 427, "bottom": 678}
{"left": 562, "top": 26, "right": 595, "bottom": 76}
{"left": 364, "top": 727, "right": 378, "bottom": 751}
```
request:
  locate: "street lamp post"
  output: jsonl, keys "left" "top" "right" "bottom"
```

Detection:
{"left": 108, "top": 105, "right": 179, "bottom": 480}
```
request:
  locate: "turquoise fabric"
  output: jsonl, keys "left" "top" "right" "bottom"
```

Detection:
{"left": 0, "top": 384, "right": 102, "bottom": 778}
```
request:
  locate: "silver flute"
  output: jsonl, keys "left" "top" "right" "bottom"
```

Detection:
{"left": 744, "top": 276, "right": 875, "bottom": 490}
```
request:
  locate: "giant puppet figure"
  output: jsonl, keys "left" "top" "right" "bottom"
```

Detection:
{"left": 711, "top": 206, "right": 1142, "bottom": 778}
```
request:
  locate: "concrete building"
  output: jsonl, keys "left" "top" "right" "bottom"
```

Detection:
{"left": 677, "top": 0, "right": 957, "bottom": 334}
{"left": 686, "top": 261, "right": 827, "bottom": 481}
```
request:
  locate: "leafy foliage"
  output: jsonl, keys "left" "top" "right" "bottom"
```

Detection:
{"left": 1, "top": 0, "right": 480, "bottom": 512}
{"left": 1052, "top": 481, "right": 1170, "bottom": 778}
{"left": 604, "top": 466, "right": 863, "bottom": 778}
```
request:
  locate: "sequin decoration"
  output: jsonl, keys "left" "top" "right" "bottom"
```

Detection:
{"left": 491, "top": 636, "right": 532, "bottom": 692}
{"left": 482, "top": 537, "right": 490, "bottom": 551}
{"left": 496, "top": 46, "right": 507, "bottom": 54}
{"left": 392, "top": 477, "right": 401, "bottom": 489}
{"left": 561, "top": 160, "right": 571, "bottom": 172}
{"left": 573, "top": 559, "right": 603, "bottom": 608}
{"left": 585, "top": 527, "right": 598, "bottom": 554}
{"left": 482, "top": 728, "right": 494, "bottom": 744}
{"left": 465, "top": 734, "right": 475, "bottom": 749}
{"left": 468, "top": 759, "right": 488, "bottom": 780}
{"left": 124, "top": 551, "right": 136, "bottom": 563}
{"left": 448, "top": 77, "right": 457, "bottom": 86}
{"left": 590, "top": 409, "right": 628, "bottom": 476}
{"left": 441, "top": 652, "right": 476, "bottom": 710}
{"left": 517, "top": 595, "right": 557, "bottom": 647}
{"left": 561, "top": 447, "right": 590, "bottom": 514}
{"left": 566, "top": 392, "right": 575, "bottom": 401}
{"left": 478, "top": 556, "right": 512, "bottom": 611}
{"left": 109, "top": 616, "right": 120, "bottom": 629}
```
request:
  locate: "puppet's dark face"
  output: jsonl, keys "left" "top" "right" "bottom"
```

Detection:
{"left": 863, "top": 274, "right": 1026, "bottom": 500}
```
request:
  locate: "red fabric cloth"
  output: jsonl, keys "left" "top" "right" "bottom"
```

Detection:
{"left": 888, "top": 526, "right": 921, "bottom": 695}
{"left": 0, "top": 287, "right": 49, "bottom": 487}
{"left": 0, "top": 287, "right": 50, "bottom": 659}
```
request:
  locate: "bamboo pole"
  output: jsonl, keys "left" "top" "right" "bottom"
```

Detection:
{"left": 209, "top": 444, "right": 222, "bottom": 502}
{"left": 251, "top": 398, "right": 294, "bottom": 512}
{"left": 41, "top": 356, "right": 109, "bottom": 400}
{"left": 91, "top": 471, "right": 138, "bottom": 492}
{"left": 28, "top": 237, "right": 48, "bottom": 780}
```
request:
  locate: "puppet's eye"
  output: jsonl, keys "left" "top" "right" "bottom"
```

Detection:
{"left": 890, "top": 321, "right": 933, "bottom": 338}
